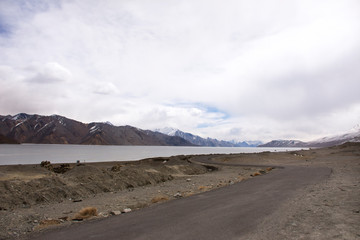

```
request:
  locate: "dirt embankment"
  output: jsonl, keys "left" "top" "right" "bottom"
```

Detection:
{"left": 0, "top": 155, "right": 211, "bottom": 210}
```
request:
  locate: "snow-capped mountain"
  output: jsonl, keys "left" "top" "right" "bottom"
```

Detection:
{"left": 230, "top": 140, "right": 263, "bottom": 147}
{"left": 307, "top": 124, "right": 360, "bottom": 147}
{"left": 154, "top": 127, "right": 179, "bottom": 136}
{"left": 258, "top": 140, "right": 307, "bottom": 147}
{"left": 260, "top": 124, "right": 360, "bottom": 148}
{"left": 155, "top": 128, "right": 261, "bottom": 147}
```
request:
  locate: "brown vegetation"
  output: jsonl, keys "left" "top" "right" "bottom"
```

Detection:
{"left": 151, "top": 195, "right": 169, "bottom": 203}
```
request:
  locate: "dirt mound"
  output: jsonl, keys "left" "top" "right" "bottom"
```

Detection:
{"left": 0, "top": 155, "right": 212, "bottom": 210}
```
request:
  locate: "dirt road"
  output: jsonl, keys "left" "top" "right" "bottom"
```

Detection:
{"left": 30, "top": 165, "right": 331, "bottom": 240}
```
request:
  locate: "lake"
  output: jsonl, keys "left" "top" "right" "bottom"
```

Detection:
{"left": 0, "top": 144, "right": 306, "bottom": 165}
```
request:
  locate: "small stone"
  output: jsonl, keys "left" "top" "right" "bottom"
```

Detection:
{"left": 110, "top": 210, "right": 121, "bottom": 216}
{"left": 174, "top": 192, "right": 182, "bottom": 198}
{"left": 186, "top": 178, "right": 191, "bottom": 182}
{"left": 122, "top": 208, "right": 132, "bottom": 213}
{"left": 99, "top": 212, "right": 109, "bottom": 217}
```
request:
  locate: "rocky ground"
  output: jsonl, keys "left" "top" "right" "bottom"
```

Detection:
{"left": 0, "top": 143, "right": 359, "bottom": 240}
{"left": 223, "top": 143, "right": 360, "bottom": 240}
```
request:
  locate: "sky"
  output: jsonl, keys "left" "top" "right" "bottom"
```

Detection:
{"left": 0, "top": 0, "right": 360, "bottom": 143}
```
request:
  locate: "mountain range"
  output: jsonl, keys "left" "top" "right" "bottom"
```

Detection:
{"left": 154, "top": 127, "right": 261, "bottom": 147}
{"left": 0, "top": 113, "right": 194, "bottom": 146}
{"left": 259, "top": 124, "right": 360, "bottom": 148}
{"left": 1, "top": 113, "right": 359, "bottom": 148}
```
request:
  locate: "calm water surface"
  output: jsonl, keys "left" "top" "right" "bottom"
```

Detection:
{"left": 0, "top": 144, "right": 306, "bottom": 165}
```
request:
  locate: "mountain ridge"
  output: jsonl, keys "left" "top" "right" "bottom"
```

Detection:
{"left": 155, "top": 127, "right": 261, "bottom": 147}
{"left": 259, "top": 126, "right": 360, "bottom": 148}
{"left": 0, "top": 113, "right": 194, "bottom": 146}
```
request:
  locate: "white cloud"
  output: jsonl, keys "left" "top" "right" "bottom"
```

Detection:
{"left": 25, "top": 62, "right": 72, "bottom": 83}
{"left": 93, "top": 82, "right": 119, "bottom": 95}
{"left": 0, "top": 0, "right": 359, "bottom": 142}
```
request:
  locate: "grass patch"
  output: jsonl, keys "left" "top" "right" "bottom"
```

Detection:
{"left": 151, "top": 195, "right": 169, "bottom": 203}
{"left": 198, "top": 185, "right": 211, "bottom": 191}
{"left": 35, "top": 219, "right": 62, "bottom": 230}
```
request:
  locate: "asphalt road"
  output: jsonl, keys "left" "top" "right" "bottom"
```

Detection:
{"left": 31, "top": 164, "right": 331, "bottom": 240}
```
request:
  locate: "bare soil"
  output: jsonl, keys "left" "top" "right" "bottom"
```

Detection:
{"left": 0, "top": 143, "right": 359, "bottom": 240}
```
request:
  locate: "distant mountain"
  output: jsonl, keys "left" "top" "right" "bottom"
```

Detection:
{"left": 155, "top": 127, "right": 261, "bottom": 147}
{"left": 306, "top": 124, "right": 360, "bottom": 147}
{"left": 0, "top": 113, "right": 194, "bottom": 146}
{"left": 259, "top": 125, "right": 360, "bottom": 148}
{"left": 258, "top": 140, "right": 307, "bottom": 148}
{"left": 229, "top": 140, "right": 263, "bottom": 147}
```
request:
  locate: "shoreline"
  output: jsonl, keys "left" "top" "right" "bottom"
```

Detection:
{"left": 0, "top": 144, "right": 307, "bottom": 166}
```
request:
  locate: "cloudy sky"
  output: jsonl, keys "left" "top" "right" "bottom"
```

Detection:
{"left": 1, "top": 0, "right": 359, "bottom": 142}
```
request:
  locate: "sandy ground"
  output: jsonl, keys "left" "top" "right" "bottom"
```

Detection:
{"left": 0, "top": 143, "right": 359, "bottom": 240}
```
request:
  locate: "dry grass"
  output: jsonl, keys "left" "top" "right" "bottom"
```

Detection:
{"left": 237, "top": 176, "right": 245, "bottom": 181}
{"left": 198, "top": 185, "right": 211, "bottom": 191}
{"left": 73, "top": 207, "right": 98, "bottom": 220}
{"left": 129, "top": 202, "right": 149, "bottom": 209}
{"left": 266, "top": 167, "right": 273, "bottom": 171}
{"left": 151, "top": 195, "right": 169, "bottom": 203}
{"left": 183, "top": 191, "right": 195, "bottom": 197}
{"left": 35, "top": 219, "right": 62, "bottom": 230}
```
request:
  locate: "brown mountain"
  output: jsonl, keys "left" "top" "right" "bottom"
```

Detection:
{"left": 0, "top": 113, "right": 194, "bottom": 146}
{"left": 0, "top": 134, "right": 19, "bottom": 144}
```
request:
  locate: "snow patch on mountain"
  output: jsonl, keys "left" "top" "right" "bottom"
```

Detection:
{"left": 155, "top": 127, "right": 261, "bottom": 147}
{"left": 309, "top": 124, "right": 360, "bottom": 145}
{"left": 261, "top": 124, "right": 360, "bottom": 147}
{"left": 154, "top": 127, "right": 179, "bottom": 136}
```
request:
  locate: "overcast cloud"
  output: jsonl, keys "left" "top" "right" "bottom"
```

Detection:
{"left": 0, "top": 0, "right": 359, "bottom": 142}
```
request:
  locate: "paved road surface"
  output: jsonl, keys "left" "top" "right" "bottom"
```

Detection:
{"left": 31, "top": 164, "right": 331, "bottom": 240}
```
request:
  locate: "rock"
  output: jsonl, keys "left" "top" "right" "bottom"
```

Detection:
{"left": 122, "top": 208, "right": 132, "bottom": 213}
{"left": 174, "top": 192, "right": 182, "bottom": 198}
{"left": 99, "top": 212, "right": 109, "bottom": 217}
{"left": 58, "top": 216, "right": 69, "bottom": 221}
{"left": 186, "top": 178, "right": 191, "bottom": 182}
{"left": 110, "top": 211, "right": 121, "bottom": 216}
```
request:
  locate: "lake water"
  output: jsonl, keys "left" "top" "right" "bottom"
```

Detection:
{"left": 0, "top": 144, "right": 306, "bottom": 165}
